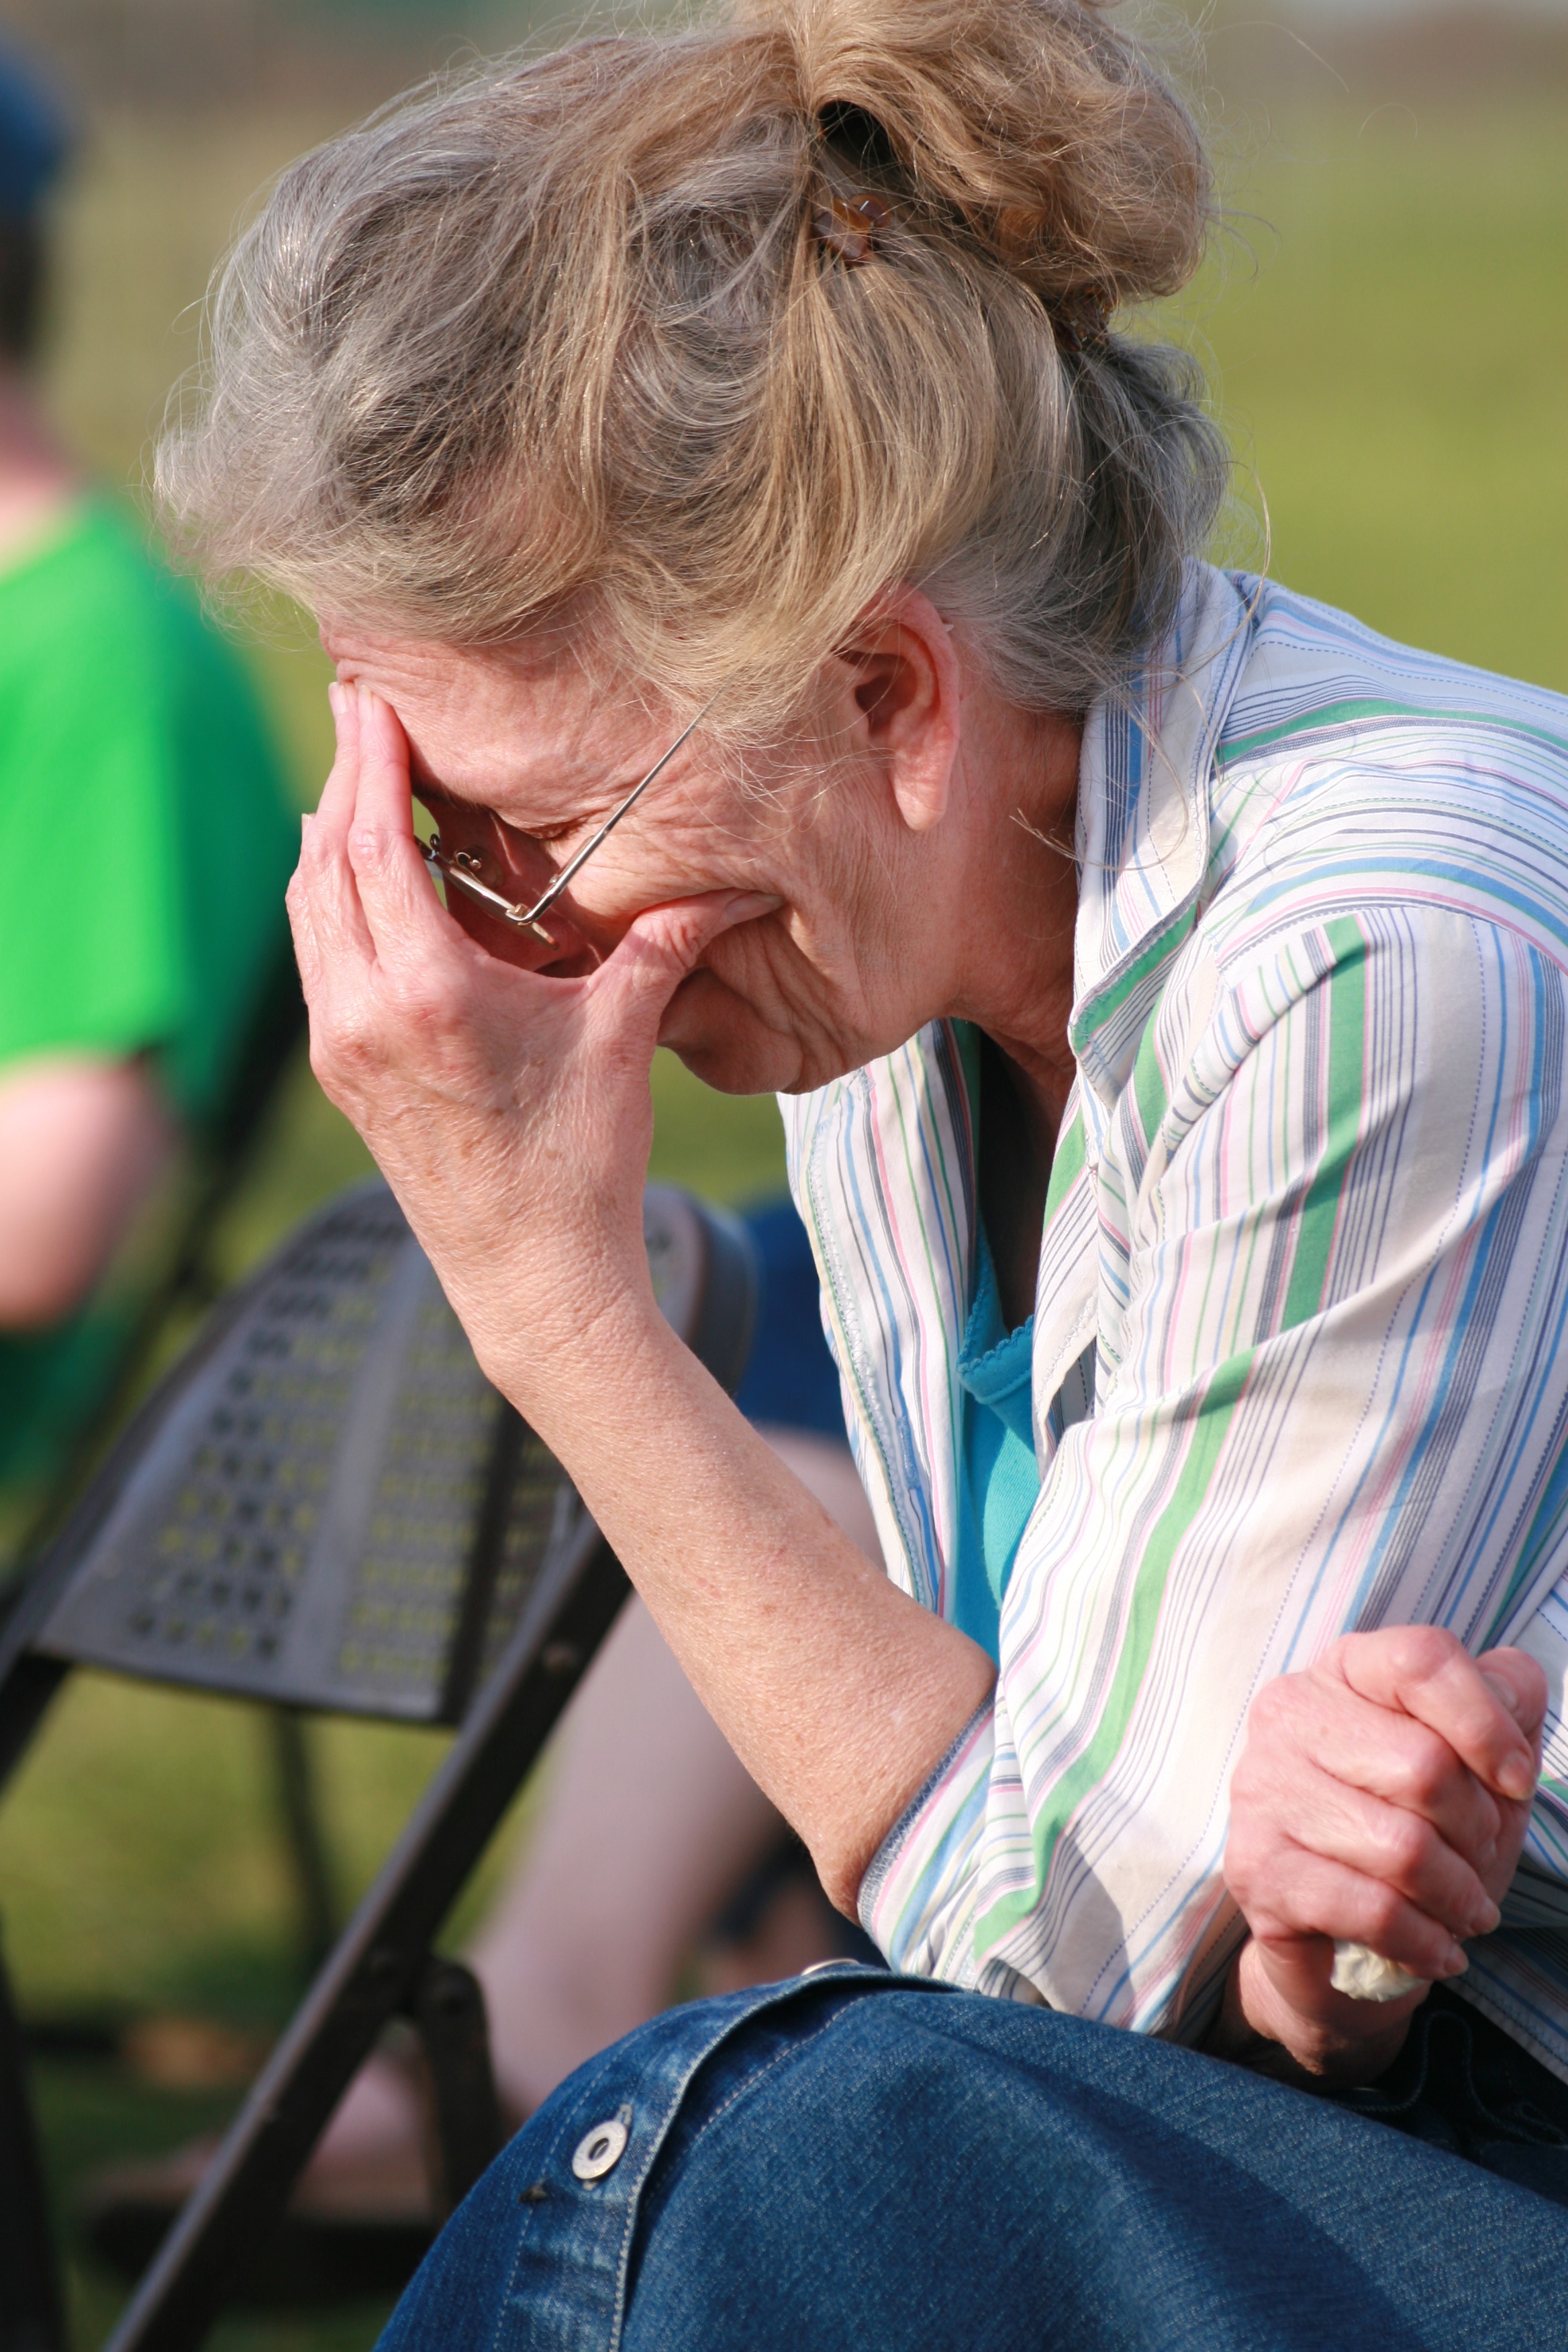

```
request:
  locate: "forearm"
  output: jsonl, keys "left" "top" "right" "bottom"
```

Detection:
{"left": 495, "top": 1298, "right": 996, "bottom": 1915}
{"left": 0, "top": 1055, "right": 175, "bottom": 1326}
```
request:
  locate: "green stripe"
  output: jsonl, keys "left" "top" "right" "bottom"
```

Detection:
{"left": 1280, "top": 916, "right": 1367, "bottom": 1332}
{"left": 1131, "top": 1010, "right": 1170, "bottom": 1161}
{"left": 973, "top": 1349, "right": 1255, "bottom": 1959}
{"left": 1218, "top": 698, "right": 1567, "bottom": 772}
{"left": 1041, "top": 1101, "right": 1086, "bottom": 1231}
{"left": 1069, "top": 906, "right": 1197, "bottom": 1042}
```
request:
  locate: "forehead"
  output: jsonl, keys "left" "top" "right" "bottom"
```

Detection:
{"left": 320, "top": 626, "right": 678, "bottom": 822}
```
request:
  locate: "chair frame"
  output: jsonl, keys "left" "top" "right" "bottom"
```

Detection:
{"left": 0, "top": 1371, "right": 634, "bottom": 2352}
{"left": 0, "top": 1160, "right": 754, "bottom": 2352}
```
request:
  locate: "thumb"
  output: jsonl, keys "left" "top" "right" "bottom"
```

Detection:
{"left": 596, "top": 889, "right": 781, "bottom": 1029}
{"left": 1477, "top": 1647, "right": 1550, "bottom": 1747}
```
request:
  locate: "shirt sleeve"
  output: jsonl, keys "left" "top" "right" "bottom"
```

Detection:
{"left": 860, "top": 903, "right": 1568, "bottom": 2037}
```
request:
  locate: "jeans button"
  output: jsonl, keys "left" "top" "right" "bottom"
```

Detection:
{"left": 572, "top": 2116, "right": 630, "bottom": 2182}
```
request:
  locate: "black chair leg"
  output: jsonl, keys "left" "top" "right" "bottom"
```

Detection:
{"left": 0, "top": 1920, "right": 66, "bottom": 2352}
{"left": 98, "top": 1540, "right": 627, "bottom": 2352}
{"left": 267, "top": 1712, "right": 338, "bottom": 1979}
{"left": 411, "top": 1956, "right": 503, "bottom": 2214}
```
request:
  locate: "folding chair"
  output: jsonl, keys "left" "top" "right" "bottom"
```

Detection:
{"left": 0, "top": 1173, "right": 757, "bottom": 2352}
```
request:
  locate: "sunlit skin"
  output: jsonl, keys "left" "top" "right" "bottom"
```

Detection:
{"left": 293, "top": 590, "right": 1544, "bottom": 2086}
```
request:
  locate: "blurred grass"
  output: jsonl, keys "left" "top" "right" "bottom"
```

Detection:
{"left": 0, "top": 75, "right": 1561, "bottom": 2351}
{"left": 1197, "top": 101, "right": 1566, "bottom": 694}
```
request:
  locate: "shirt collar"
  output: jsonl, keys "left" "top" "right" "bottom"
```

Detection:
{"left": 1067, "top": 565, "right": 1256, "bottom": 1108}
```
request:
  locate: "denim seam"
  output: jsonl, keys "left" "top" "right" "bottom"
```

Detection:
{"left": 493, "top": 2098, "right": 580, "bottom": 2352}
{"left": 671, "top": 2014, "right": 835, "bottom": 2161}
{"left": 604, "top": 1969, "right": 890, "bottom": 2351}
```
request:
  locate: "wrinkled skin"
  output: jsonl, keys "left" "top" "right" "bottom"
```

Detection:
{"left": 1220, "top": 1627, "right": 1545, "bottom": 2079}
{"left": 290, "top": 601, "right": 1543, "bottom": 2083}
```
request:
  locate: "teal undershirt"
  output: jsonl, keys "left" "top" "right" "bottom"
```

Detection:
{"left": 952, "top": 1224, "right": 1042, "bottom": 1665}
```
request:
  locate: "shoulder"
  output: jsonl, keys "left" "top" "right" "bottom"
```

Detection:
{"left": 1202, "top": 585, "right": 1568, "bottom": 985}
{"left": 1220, "top": 579, "right": 1568, "bottom": 773}
{"left": 2, "top": 501, "right": 263, "bottom": 714}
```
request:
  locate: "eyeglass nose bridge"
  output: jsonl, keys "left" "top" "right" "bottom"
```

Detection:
{"left": 418, "top": 836, "right": 559, "bottom": 946}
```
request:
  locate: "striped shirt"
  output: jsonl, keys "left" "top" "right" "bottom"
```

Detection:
{"left": 781, "top": 563, "right": 1568, "bottom": 2079}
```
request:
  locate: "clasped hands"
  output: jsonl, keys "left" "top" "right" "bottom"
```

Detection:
{"left": 1218, "top": 1625, "right": 1547, "bottom": 2083}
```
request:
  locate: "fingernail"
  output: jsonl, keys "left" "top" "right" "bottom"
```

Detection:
{"left": 1471, "top": 1898, "right": 1502, "bottom": 1937}
{"left": 1500, "top": 1753, "right": 1537, "bottom": 1801}
{"left": 328, "top": 681, "right": 343, "bottom": 718}
{"left": 1442, "top": 1945, "right": 1471, "bottom": 1977}
{"left": 1483, "top": 1671, "right": 1522, "bottom": 1717}
{"left": 1479, "top": 1837, "right": 1498, "bottom": 1869}
{"left": 726, "top": 891, "right": 783, "bottom": 921}
{"left": 301, "top": 814, "right": 312, "bottom": 837}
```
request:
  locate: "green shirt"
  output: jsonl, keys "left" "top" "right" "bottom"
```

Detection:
{"left": 0, "top": 500, "right": 297, "bottom": 1486}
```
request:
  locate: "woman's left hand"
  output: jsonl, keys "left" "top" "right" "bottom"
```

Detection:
{"left": 287, "top": 681, "right": 772, "bottom": 1406}
{"left": 1218, "top": 1626, "right": 1546, "bottom": 2081}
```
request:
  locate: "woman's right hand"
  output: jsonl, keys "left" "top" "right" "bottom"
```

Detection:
{"left": 1218, "top": 1627, "right": 1546, "bottom": 2081}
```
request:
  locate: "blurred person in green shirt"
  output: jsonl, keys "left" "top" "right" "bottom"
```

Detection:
{"left": 0, "top": 48, "right": 297, "bottom": 1504}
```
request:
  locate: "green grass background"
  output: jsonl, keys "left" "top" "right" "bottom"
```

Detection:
{"left": 0, "top": 70, "right": 1561, "bottom": 2352}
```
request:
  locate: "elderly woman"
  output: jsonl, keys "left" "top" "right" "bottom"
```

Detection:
{"left": 163, "top": 1, "right": 1568, "bottom": 2342}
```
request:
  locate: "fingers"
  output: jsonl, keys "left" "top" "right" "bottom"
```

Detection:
{"left": 1231, "top": 1752, "right": 1499, "bottom": 1949}
{"left": 1476, "top": 1645, "right": 1549, "bottom": 1744}
{"left": 1238, "top": 1843, "right": 1471, "bottom": 1986}
{"left": 1283, "top": 1675, "right": 1502, "bottom": 1865}
{"left": 594, "top": 890, "right": 782, "bottom": 1048}
{"left": 1330, "top": 1626, "right": 1540, "bottom": 1804}
{"left": 290, "top": 683, "right": 375, "bottom": 973}
{"left": 342, "top": 685, "right": 461, "bottom": 964}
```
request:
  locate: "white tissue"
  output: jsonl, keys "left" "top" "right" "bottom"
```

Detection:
{"left": 1330, "top": 1941, "right": 1422, "bottom": 2002}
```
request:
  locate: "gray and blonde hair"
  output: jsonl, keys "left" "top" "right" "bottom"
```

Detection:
{"left": 158, "top": 0, "right": 1228, "bottom": 729}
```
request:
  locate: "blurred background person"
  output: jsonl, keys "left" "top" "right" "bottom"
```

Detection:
{"left": 0, "top": 41, "right": 297, "bottom": 1542}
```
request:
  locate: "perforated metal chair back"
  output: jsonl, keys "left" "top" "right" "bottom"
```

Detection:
{"left": 11, "top": 1179, "right": 754, "bottom": 1729}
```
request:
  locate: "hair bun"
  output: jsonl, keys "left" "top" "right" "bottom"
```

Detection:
{"left": 744, "top": 0, "right": 1210, "bottom": 311}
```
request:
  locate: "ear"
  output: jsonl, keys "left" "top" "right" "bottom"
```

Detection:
{"left": 835, "top": 588, "right": 961, "bottom": 836}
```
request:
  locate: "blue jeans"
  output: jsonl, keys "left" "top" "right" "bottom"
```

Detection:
{"left": 380, "top": 1963, "right": 1568, "bottom": 2351}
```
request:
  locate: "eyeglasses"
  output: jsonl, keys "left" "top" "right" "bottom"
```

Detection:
{"left": 420, "top": 698, "right": 716, "bottom": 950}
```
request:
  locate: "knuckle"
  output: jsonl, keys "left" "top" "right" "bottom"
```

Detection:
{"left": 1388, "top": 1624, "right": 1463, "bottom": 1683}
{"left": 1391, "top": 1728, "right": 1454, "bottom": 1810}
{"left": 348, "top": 822, "right": 392, "bottom": 875}
{"left": 310, "top": 1001, "right": 376, "bottom": 1077}
{"left": 1248, "top": 1677, "right": 1296, "bottom": 1739}
{"left": 1363, "top": 1881, "right": 1401, "bottom": 1938}
{"left": 395, "top": 965, "right": 466, "bottom": 1036}
{"left": 1363, "top": 1883, "right": 1406, "bottom": 1944}
{"left": 1379, "top": 1812, "right": 1432, "bottom": 1881}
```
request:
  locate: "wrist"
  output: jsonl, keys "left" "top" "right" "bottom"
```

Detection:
{"left": 1206, "top": 1937, "right": 1416, "bottom": 2088}
{"left": 483, "top": 1263, "right": 689, "bottom": 1453}
{"left": 456, "top": 1218, "right": 665, "bottom": 1390}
